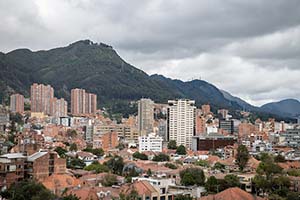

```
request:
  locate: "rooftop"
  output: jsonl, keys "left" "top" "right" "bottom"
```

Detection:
{"left": 27, "top": 151, "right": 48, "bottom": 162}
{"left": 0, "top": 153, "right": 26, "bottom": 159}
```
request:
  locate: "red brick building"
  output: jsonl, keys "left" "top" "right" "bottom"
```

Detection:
{"left": 71, "top": 88, "right": 97, "bottom": 115}
{"left": 10, "top": 93, "right": 24, "bottom": 114}
{"left": 196, "top": 116, "right": 206, "bottom": 135}
{"left": 27, "top": 151, "right": 66, "bottom": 181}
{"left": 101, "top": 131, "right": 119, "bottom": 151}
{"left": 0, "top": 153, "right": 27, "bottom": 190}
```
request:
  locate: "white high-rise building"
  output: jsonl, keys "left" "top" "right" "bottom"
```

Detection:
{"left": 138, "top": 98, "right": 154, "bottom": 135}
{"left": 138, "top": 133, "right": 163, "bottom": 152}
{"left": 167, "top": 99, "right": 196, "bottom": 149}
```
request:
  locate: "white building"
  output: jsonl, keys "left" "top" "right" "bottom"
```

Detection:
{"left": 132, "top": 176, "right": 176, "bottom": 191}
{"left": 206, "top": 126, "right": 218, "bottom": 134}
{"left": 167, "top": 99, "right": 196, "bottom": 149}
{"left": 138, "top": 133, "right": 163, "bottom": 152}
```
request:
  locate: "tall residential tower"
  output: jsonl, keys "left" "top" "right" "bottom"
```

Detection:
{"left": 71, "top": 88, "right": 97, "bottom": 115}
{"left": 138, "top": 98, "right": 154, "bottom": 135}
{"left": 10, "top": 94, "right": 24, "bottom": 114}
{"left": 167, "top": 99, "right": 196, "bottom": 149}
{"left": 30, "top": 83, "right": 54, "bottom": 115}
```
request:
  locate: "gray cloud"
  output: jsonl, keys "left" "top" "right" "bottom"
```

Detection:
{"left": 1, "top": 0, "right": 300, "bottom": 106}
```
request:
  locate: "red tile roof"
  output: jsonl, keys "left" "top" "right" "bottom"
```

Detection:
{"left": 201, "top": 187, "right": 265, "bottom": 200}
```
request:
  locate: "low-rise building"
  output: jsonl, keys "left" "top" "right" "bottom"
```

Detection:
{"left": 283, "top": 129, "right": 300, "bottom": 148}
{"left": 191, "top": 133, "right": 236, "bottom": 151}
{"left": 27, "top": 151, "right": 66, "bottom": 181}
{"left": 0, "top": 153, "right": 27, "bottom": 190}
{"left": 0, "top": 151, "right": 66, "bottom": 190}
{"left": 139, "top": 133, "right": 163, "bottom": 152}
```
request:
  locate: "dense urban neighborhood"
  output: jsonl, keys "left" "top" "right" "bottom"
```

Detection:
{"left": 0, "top": 83, "right": 300, "bottom": 200}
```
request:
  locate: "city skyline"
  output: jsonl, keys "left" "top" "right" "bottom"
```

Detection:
{"left": 1, "top": 1, "right": 300, "bottom": 106}
{"left": 2, "top": 1, "right": 300, "bottom": 199}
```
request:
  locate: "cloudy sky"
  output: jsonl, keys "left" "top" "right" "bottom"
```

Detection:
{"left": 1, "top": 0, "right": 300, "bottom": 106}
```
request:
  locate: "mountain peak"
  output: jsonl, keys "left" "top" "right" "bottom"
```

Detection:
{"left": 278, "top": 98, "right": 300, "bottom": 103}
{"left": 69, "top": 39, "right": 113, "bottom": 49}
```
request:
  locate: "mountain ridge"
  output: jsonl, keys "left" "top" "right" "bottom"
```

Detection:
{"left": 0, "top": 39, "right": 297, "bottom": 120}
{"left": 260, "top": 99, "right": 300, "bottom": 118}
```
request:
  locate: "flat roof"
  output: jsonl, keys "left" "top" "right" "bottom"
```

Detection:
{"left": 0, "top": 153, "right": 26, "bottom": 159}
{"left": 27, "top": 152, "right": 48, "bottom": 162}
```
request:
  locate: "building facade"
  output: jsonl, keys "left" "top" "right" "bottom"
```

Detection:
{"left": 0, "top": 107, "right": 9, "bottom": 133}
{"left": 50, "top": 98, "right": 68, "bottom": 118}
{"left": 138, "top": 133, "right": 163, "bottom": 152}
{"left": 30, "top": 83, "right": 54, "bottom": 115}
{"left": 138, "top": 98, "right": 154, "bottom": 135}
{"left": 283, "top": 129, "right": 300, "bottom": 148}
{"left": 0, "top": 153, "right": 27, "bottom": 190}
{"left": 219, "top": 120, "right": 234, "bottom": 134}
{"left": 167, "top": 99, "right": 196, "bottom": 149}
{"left": 10, "top": 93, "right": 24, "bottom": 113}
{"left": 191, "top": 134, "right": 236, "bottom": 151}
{"left": 71, "top": 88, "right": 97, "bottom": 115}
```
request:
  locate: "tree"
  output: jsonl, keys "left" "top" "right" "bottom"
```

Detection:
{"left": 67, "top": 157, "right": 86, "bottom": 169}
{"left": 164, "top": 162, "right": 178, "bottom": 169}
{"left": 287, "top": 191, "right": 300, "bottom": 200}
{"left": 83, "top": 147, "right": 104, "bottom": 157}
{"left": 256, "top": 160, "right": 283, "bottom": 179}
{"left": 84, "top": 162, "right": 109, "bottom": 173}
{"left": 179, "top": 168, "right": 205, "bottom": 186}
{"left": 0, "top": 180, "right": 56, "bottom": 200}
{"left": 195, "top": 160, "right": 210, "bottom": 168}
{"left": 10, "top": 112, "right": 23, "bottom": 125}
{"left": 132, "top": 152, "right": 148, "bottom": 160}
{"left": 176, "top": 145, "right": 187, "bottom": 155}
{"left": 213, "top": 162, "right": 225, "bottom": 170}
{"left": 269, "top": 194, "right": 286, "bottom": 200}
{"left": 152, "top": 153, "right": 170, "bottom": 162}
{"left": 60, "top": 194, "right": 80, "bottom": 200}
{"left": 205, "top": 176, "right": 219, "bottom": 193}
{"left": 101, "top": 174, "right": 118, "bottom": 186}
{"left": 224, "top": 174, "right": 241, "bottom": 188}
{"left": 55, "top": 147, "right": 68, "bottom": 158}
{"left": 181, "top": 172, "right": 195, "bottom": 186}
{"left": 168, "top": 140, "right": 177, "bottom": 149}
{"left": 274, "top": 154, "right": 286, "bottom": 163}
{"left": 206, "top": 175, "right": 241, "bottom": 194}
{"left": 147, "top": 168, "right": 152, "bottom": 176}
{"left": 287, "top": 169, "right": 300, "bottom": 177}
{"left": 69, "top": 143, "right": 78, "bottom": 152}
{"left": 8, "top": 120, "right": 17, "bottom": 134}
{"left": 236, "top": 145, "right": 249, "bottom": 171}
{"left": 259, "top": 152, "right": 272, "bottom": 162}
{"left": 272, "top": 176, "right": 290, "bottom": 197}
{"left": 253, "top": 175, "right": 269, "bottom": 196}
{"left": 253, "top": 154, "right": 284, "bottom": 198}
{"left": 104, "top": 156, "right": 124, "bottom": 175}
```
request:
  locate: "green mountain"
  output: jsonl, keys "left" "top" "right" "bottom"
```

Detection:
{"left": 0, "top": 39, "right": 293, "bottom": 120}
{"left": 261, "top": 99, "right": 300, "bottom": 118}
